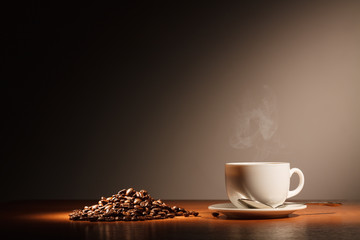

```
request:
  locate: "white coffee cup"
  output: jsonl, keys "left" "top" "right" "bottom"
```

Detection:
{"left": 225, "top": 162, "right": 305, "bottom": 208}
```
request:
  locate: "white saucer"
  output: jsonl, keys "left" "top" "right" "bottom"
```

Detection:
{"left": 208, "top": 202, "right": 307, "bottom": 219}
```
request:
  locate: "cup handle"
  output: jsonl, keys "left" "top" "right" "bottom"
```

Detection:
{"left": 287, "top": 168, "right": 305, "bottom": 199}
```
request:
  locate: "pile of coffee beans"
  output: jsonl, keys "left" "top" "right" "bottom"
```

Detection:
{"left": 69, "top": 188, "right": 199, "bottom": 222}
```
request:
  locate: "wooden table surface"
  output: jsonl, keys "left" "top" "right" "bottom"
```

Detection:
{"left": 1, "top": 200, "right": 360, "bottom": 240}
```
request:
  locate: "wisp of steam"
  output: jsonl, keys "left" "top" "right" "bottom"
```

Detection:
{"left": 230, "top": 85, "right": 284, "bottom": 161}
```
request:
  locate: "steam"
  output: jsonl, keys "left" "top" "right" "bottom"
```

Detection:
{"left": 230, "top": 85, "right": 284, "bottom": 161}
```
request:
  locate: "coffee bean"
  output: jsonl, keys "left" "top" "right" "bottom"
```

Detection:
{"left": 151, "top": 207, "right": 161, "bottom": 212}
{"left": 212, "top": 212, "right": 219, "bottom": 217}
{"left": 126, "top": 188, "right": 135, "bottom": 196}
{"left": 135, "top": 192, "right": 143, "bottom": 198}
{"left": 118, "top": 189, "right": 126, "bottom": 195}
{"left": 122, "top": 202, "right": 131, "bottom": 208}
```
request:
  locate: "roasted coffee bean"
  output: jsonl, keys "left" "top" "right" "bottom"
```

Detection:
{"left": 151, "top": 207, "right": 161, "bottom": 212}
{"left": 105, "top": 209, "right": 114, "bottom": 216}
{"left": 126, "top": 188, "right": 135, "bottom": 196}
{"left": 123, "top": 202, "right": 131, "bottom": 208}
{"left": 134, "top": 206, "right": 143, "bottom": 211}
{"left": 118, "top": 189, "right": 126, "bottom": 195}
{"left": 212, "top": 212, "right": 219, "bottom": 217}
{"left": 134, "top": 198, "right": 142, "bottom": 204}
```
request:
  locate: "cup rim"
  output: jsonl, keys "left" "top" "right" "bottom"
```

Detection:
{"left": 226, "top": 162, "right": 289, "bottom": 165}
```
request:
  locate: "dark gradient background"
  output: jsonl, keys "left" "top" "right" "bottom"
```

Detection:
{"left": 2, "top": 1, "right": 360, "bottom": 201}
